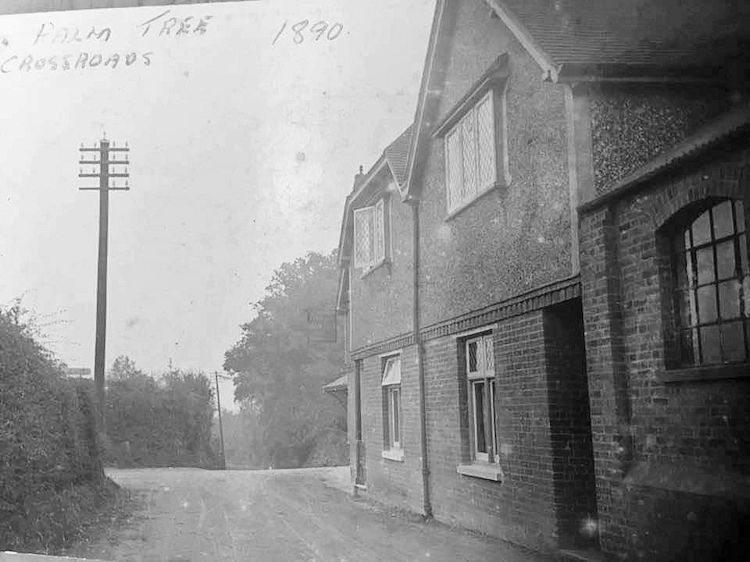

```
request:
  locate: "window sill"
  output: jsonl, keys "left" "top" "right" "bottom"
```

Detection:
{"left": 382, "top": 449, "right": 404, "bottom": 462}
{"left": 457, "top": 463, "right": 503, "bottom": 481}
{"left": 659, "top": 362, "right": 750, "bottom": 383}
{"left": 445, "top": 181, "right": 508, "bottom": 222}
{"left": 359, "top": 258, "right": 390, "bottom": 279}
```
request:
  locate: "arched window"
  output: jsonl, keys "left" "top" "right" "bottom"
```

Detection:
{"left": 669, "top": 199, "right": 749, "bottom": 367}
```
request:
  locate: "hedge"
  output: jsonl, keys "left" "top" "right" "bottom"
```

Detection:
{"left": 0, "top": 309, "right": 104, "bottom": 549}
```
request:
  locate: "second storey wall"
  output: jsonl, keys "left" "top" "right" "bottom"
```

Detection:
{"left": 418, "top": 0, "right": 572, "bottom": 328}
{"left": 350, "top": 189, "right": 414, "bottom": 351}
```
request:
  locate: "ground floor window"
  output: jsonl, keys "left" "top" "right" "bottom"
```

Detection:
{"left": 381, "top": 354, "right": 402, "bottom": 452}
{"left": 465, "top": 333, "right": 498, "bottom": 463}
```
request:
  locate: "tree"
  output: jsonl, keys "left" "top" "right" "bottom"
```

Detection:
{"left": 104, "top": 357, "right": 217, "bottom": 468}
{"left": 109, "top": 355, "right": 144, "bottom": 380}
{"left": 224, "top": 250, "right": 347, "bottom": 468}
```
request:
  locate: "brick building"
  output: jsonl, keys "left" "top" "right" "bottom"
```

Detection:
{"left": 335, "top": 0, "right": 749, "bottom": 559}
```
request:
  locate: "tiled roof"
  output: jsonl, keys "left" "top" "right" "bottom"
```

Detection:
{"left": 384, "top": 125, "right": 413, "bottom": 188}
{"left": 495, "top": 0, "right": 750, "bottom": 72}
{"left": 580, "top": 102, "right": 750, "bottom": 212}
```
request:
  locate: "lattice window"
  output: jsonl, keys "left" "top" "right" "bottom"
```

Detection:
{"left": 353, "top": 207, "right": 373, "bottom": 269}
{"left": 353, "top": 197, "right": 387, "bottom": 271}
{"left": 444, "top": 90, "right": 498, "bottom": 214}
{"left": 476, "top": 94, "right": 496, "bottom": 188}
{"left": 446, "top": 128, "right": 462, "bottom": 212}
{"left": 374, "top": 199, "right": 385, "bottom": 264}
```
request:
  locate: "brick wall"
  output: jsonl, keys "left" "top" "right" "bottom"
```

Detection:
{"left": 357, "top": 344, "right": 424, "bottom": 513}
{"left": 423, "top": 312, "right": 560, "bottom": 551}
{"left": 579, "top": 138, "right": 750, "bottom": 560}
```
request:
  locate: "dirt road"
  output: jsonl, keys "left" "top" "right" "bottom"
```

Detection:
{"left": 67, "top": 467, "right": 549, "bottom": 562}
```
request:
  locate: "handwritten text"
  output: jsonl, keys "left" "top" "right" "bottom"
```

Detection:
{"left": 1, "top": 51, "right": 153, "bottom": 74}
{"left": 137, "top": 10, "right": 213, "bottom": 37}
{"left": 272, "top": 19, "right": 344, "bottom": 45}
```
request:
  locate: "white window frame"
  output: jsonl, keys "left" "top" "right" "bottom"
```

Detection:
{"left": 465, "top": 333, "right": 498, "bottom": 464}
{"left": 353, "top": 197, "right": 386, "bottom": 271}
{"left": 381, "top": 354, "right": 402, "bottom": 452}
{"left": 445, "top": 90, "right": 497, "bottom": 214}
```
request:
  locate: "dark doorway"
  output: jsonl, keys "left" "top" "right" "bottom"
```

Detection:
{"left": 543, "top": 298, "right": 599, "bottom": 548}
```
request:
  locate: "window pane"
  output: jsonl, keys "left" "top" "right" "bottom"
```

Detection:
{"left": 354, "top": 207, "right": 374, "bottom": 268}
{"left": 716, "top": 240, "right": 737, "bottom": 280}
{"left": 468, "top": 340, "right": 478, "bottom": 373}
{"left": 697, "top": 285, "right": 718, "bottom": 323}
{"left": 721, "top": 321, "right": 746, "bottom": 363}
{"left": 719, "top": 280, "right": 741, "bottom": 320}
{"left": 713, "top": 200, "right": 735, "bottom": 239}
{"left": 483, "top": 335, "right": 495, "bottom": 376}
{"left": 446, "top": 129, "right": 462, "bottom": 211}
{"left": 460, "top": 113, "right": 478, "bottom": 201}
{"left": 736, "top": 201, "right": 746, "bottom": 233}
{"left": 696, "top": 247, "right": 715, "bottom": 285}
{"left": 678, "top": 329, "right": 698, "bottom": 366}
{"left": 476, "top": 94, "right": 496, "bottom": 188}
{"left": 740, "top": 234, "right": 748, "bottom": 275}
{"left": 692, "top": 210, "right": 711, "bottom": 246}
{"left": 700, "top": 325, "right": 721, "bottom": 364}
{"left": 473, "top": 381, "right": 486, "bottom": 454}
{"left": 374, "top": 199, "right": 385, "bottom": 263}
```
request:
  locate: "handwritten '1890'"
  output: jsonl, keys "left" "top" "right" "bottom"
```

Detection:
{"left": 272, "top": 20, "right": 344, "bottom": 45}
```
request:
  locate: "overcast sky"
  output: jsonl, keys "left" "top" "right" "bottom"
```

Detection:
{"left": 0, "top": 0, "right": 433, "bottom": 407}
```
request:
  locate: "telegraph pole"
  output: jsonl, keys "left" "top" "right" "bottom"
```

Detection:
{"left": 214, "top": 371, "right": 226, "bottom": 470}
{"left": 79, "top": 137, "right": 130, "bottom": 430}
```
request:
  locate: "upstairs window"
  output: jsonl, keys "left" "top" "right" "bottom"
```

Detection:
{"left": 670, "top": 199, "right": 749, "bottom": 368}
{"left": 465, "top": 333, "right": 498, "bottom": 463}
{"left": 381, "top": 355, "right": 402, "bottom": 453}
{"left": 445, "top": 91, "right": 497, "bottom": 213}
{"left": 354, "top": 198, "right": 386, "bottom": 271}
{"left": 434, "top": 55, "right": 510, "bottom": 218}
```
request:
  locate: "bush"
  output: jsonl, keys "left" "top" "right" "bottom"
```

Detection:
{"left": 104, "top": 361, "right": 217, "bottom": 468}
{"left": 0, "top": 307, "right": 104, "bottom": 550}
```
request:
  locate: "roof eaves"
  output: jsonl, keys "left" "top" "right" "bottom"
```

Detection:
{"left": 335, "top": 267, "right": 349, "bottom": 312}
{"left": 322, "top": 373, "right": 349, "bottom": 393}
{"left": 556, "top": 63, "right": 727, "bottom": 84}
{"left": 579, "top": 103, "right": 750, "bottom": 214}
{"left": 404, "top": 0, "right": 449, "bottom": 201}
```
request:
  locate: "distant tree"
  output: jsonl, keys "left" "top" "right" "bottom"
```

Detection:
{"left": 109, "top": 355, "right": 144, "bottom": 380}
{"left": 224, "top": 251, "right": 347, "bottom": 468}
{"left": 105, "top": 357, "right": 217, "bottom": 468}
